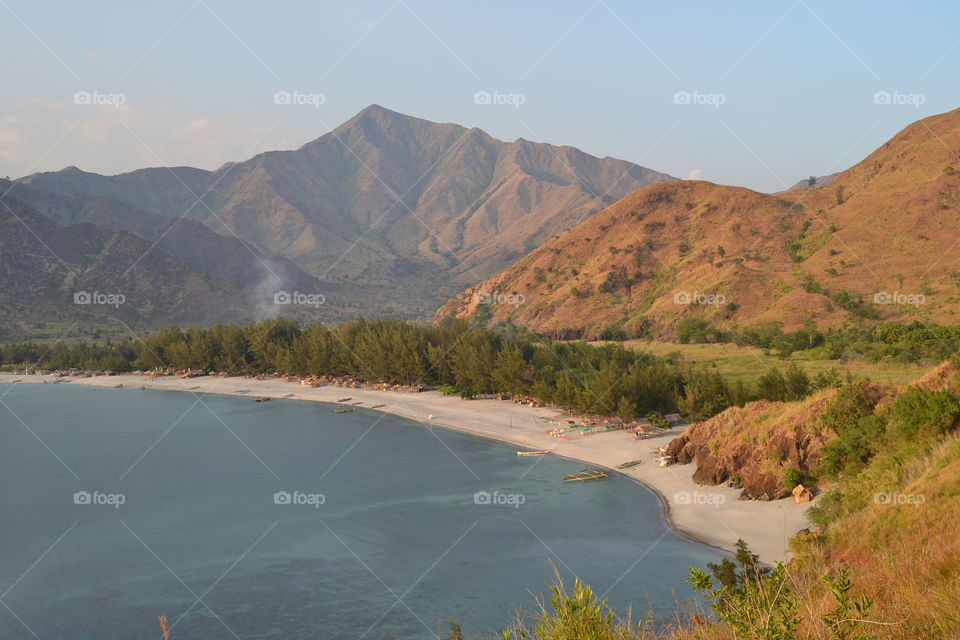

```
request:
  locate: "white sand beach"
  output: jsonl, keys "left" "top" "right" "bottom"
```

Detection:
{"left": 4, "top": 373, "right": 810, "bottom": 564}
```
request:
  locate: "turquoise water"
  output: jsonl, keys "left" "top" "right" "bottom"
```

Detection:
{"left": 0, "top": 384, "right": 722, "bottom": 639}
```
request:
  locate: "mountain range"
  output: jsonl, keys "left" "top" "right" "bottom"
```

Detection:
{"left": 4, "top": 104, "right": 672, "bottom": 335}
{"left": 436, "top": 108, "right": 960, "bottom": 339}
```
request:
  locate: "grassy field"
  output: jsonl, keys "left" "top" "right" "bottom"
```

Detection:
{"left": 618, "top": 340, "right": 926, "bottom": 387}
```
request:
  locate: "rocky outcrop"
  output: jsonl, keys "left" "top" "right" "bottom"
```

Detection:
{"left": 666, "top": 394, "right": 836, "bottom": 500}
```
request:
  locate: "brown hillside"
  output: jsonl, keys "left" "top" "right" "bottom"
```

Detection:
{"left": 436, "top": 181, "right": 823, "bottom": 338}
{"left": 436, "top": 108, "right": 960, "bottom": 337}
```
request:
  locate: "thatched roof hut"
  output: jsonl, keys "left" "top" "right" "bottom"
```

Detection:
{"left": 792, "top": 484, "right": 813, "bottom": 503}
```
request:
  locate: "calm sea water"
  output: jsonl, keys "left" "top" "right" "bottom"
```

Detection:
{"left": 0, "top": 384, "right": 722, "bottom": 639}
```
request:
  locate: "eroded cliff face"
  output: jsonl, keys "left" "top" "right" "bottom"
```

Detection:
{"left": 665, "top": 394, "right": 836, "bottom": 500}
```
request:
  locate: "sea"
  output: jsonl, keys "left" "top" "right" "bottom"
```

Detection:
{"left": 0, "top": 383, "right": 723, "bottom": 639}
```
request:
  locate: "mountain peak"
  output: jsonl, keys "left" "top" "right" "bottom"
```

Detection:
{"left": 344, "top": 104, "right": 418, "bottom": 128}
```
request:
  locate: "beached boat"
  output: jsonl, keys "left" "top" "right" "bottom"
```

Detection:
{"left": 517, "top": 450, "right": 550, "bottom": 456}
{"left": 337, "top": 397, "right": 352, "bottom": 402}
{"left": 371, "top": 404, "right": 386, "bottom": 409}
{"left": 334, "top": 407, "right": 354, "bottom": 413}
{"left": 616, "top": 460, "right": 642, "bottom": 469}
{"left": 254, "top": 396, "right": 270, "bottom": 402}
{"left": 563, "top": 468, "right": 608, "bottom": 482}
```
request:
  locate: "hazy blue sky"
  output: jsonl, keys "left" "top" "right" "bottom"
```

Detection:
{"left": 2, "top": 1, "right": 958, "bottom": 191}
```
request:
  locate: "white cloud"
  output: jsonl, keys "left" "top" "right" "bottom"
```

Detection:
{"left": 0, "top": 126, "right": 24, "bottom": 163}
{"left": 0, "top": 100, "right": 280, "bottom": 177}
{"left": 686, "top": 168, "right": 702, "bottom": 180}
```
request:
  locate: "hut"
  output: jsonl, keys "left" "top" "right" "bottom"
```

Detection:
{"left": 792, "top": 484, "right": 813, "bottom": 503}
{"left": 664, "top": 413, "right": 682, "bottom": 426}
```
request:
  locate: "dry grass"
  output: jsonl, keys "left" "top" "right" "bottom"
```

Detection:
{"left": 789, "top": 440, "right": 960, "bottom": 638}
{"left": 628, "top": 340, "right": 925, "bottom": 387}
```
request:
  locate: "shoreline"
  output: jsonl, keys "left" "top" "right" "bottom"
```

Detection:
{"left": 2, "top": 373, "right": 809, "bottom": 564}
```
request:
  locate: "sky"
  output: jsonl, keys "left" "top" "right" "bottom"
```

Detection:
{"left": 2, "top": 0, "right": 958, "bottom": 192}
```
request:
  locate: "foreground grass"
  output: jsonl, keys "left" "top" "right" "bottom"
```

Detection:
{"left": 621, "top": 341, "right": 924, "bottom": 387}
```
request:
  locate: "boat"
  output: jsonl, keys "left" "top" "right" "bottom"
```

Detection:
{"left": 337, "top": 397, "right": 352, "bottom": 402}
{"left": 255, "top": 396, "right": 271, "bottom": 403}
{"left": 563, "top": 468, "right": 609, "bottom": 482}
{"left": 371, "top": 404, "right": 386, "bottom": 409}
{"left": 616, "top": 460, "right": 642, "bottom": 469}
{"left": 517, "top": 450, "right": 550, "bottom": 456}
{"left": 334, "top": 407, "right": 354, "bottom": 413}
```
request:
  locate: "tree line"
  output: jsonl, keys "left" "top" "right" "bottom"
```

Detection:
{"left": 0, "top": 318, "right": 843, "bottom": 422}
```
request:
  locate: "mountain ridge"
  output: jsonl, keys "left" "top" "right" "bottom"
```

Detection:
{"left": 435, "top": 107, "right": 960, "bottom": 338}
{"left": 17, "top": 104, "right": 674, "bottom": 318}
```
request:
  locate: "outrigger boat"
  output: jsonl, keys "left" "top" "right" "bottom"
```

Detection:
{"left": 563, "top": 468, "right": 608, "bottom": 482}
{"left": 616, "top": 460, "right": 642, "bottom": 469}
{"left": 517, "top": 450, "right": 550, "bottom": 456}
{"left": 334, "top": 407, "right": 354, "bottom": 414}
{"left": 254, "top": 396, "right": 271, "bottom": 403}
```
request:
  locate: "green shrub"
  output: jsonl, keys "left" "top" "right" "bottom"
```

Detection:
{"left": 784, "top": 467, "right": 804, "bottom": 490}
{"left": 891, "top": 386, "right": 960, "bottom": 439}
{"left": 819, "top": 382, "right": 883, "bottom": 435}
{"left": 819, "top": 414, "right": 887, "bottom": 477}
{"left": 505, "top": 575, "right": 645, "bottom": 640}
{"left": 807, "top": 489, "right": 844, "bottom": 528}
